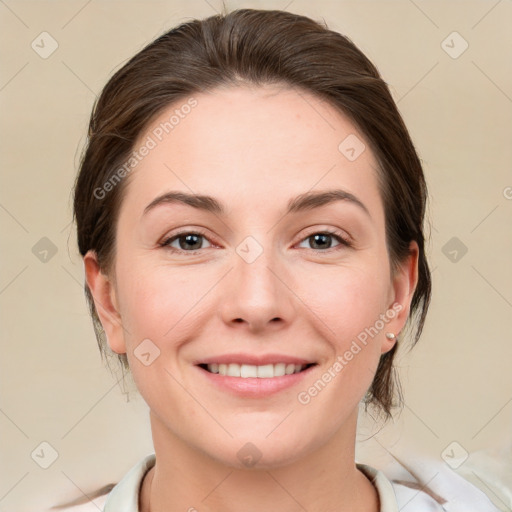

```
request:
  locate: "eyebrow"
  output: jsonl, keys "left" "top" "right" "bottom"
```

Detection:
{"left": 143, "top": 189, "right": 371, "bottom": 218}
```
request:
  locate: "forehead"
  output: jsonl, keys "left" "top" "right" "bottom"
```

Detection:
{"left": 120, "top": 84, "right": 383, "bottom": 220}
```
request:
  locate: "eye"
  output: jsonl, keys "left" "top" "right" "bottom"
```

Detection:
{"left": 297, "top": 230, "right": 351, "bottom": 251}
{"left": 161, "top": 231, "right": 213, "bottom": 252}
{"left": 160, "top": 229, "right": 351, "bottom": 254}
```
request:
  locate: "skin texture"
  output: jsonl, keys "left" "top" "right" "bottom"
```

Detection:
{"left": 85, "top": 85, "right": 418, "bottom": 512}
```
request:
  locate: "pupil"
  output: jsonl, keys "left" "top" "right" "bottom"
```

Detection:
{"left": 180, "top": 234, "right": 202, "bottom": 250}
{"left": 311, "top": 233, "right": 330, "bottom": 249}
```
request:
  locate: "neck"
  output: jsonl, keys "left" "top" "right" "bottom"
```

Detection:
{"left": 140, "top": 410, "right": 378, "bottom": 512}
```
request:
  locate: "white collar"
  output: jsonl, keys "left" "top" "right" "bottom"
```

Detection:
{"left": 103, "top": 454, "right": 447, "bottom": 512}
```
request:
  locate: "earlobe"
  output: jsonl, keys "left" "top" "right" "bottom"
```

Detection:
{"left": 382, "top": 331, "right": 398, "bottom": 352}
{"left": 83, "top": 251, "right": 127, "bottom": 354}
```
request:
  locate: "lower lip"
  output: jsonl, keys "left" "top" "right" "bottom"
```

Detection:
{"left": 196, "top": 365, "right": 316, "bottom": 398}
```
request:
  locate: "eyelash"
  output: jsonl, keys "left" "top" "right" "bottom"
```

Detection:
{"left": 159, "top": 228, "right": 353, "bottom": 254}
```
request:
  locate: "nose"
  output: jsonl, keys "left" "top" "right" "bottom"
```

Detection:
{"left": 218, "top": 245, "right": 296, "bottom": 334}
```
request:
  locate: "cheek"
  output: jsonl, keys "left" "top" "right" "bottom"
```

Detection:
{"left": 115, "top": 264, "right": 210, "bottom": 406}
{"left": 116, "top": 259, "right": 211, "bottom": 342}
{"left": 299, "top": 261, "right": 389, "bottom": 342}
{"left": 293, "top": 265, "right": 388, "bottom": 414}
{"left": 295, "top": 260, "right": 390, "bottom": 393}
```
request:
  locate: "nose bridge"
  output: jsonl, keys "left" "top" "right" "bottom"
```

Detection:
{"left": 219, "top": 234, "right": 294, "bottom": 330}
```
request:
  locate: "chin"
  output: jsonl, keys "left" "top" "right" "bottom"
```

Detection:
{"left": 207, "top": 433, "right": 315, "bottom": 471}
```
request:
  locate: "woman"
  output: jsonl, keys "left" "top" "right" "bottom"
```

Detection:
{"left": 66, "top": 7, "right": 468, "bottom": 511}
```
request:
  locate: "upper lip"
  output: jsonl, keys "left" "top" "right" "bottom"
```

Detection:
{"left": 195, "top": 353, "right": 316, "bottom": 366}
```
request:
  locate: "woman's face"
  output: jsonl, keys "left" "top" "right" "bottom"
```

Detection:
{"left": 86, "top": 84, "right": 417, "bottom": 468}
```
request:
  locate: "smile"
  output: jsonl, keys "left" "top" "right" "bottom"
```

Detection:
{"left": 200, "top": 362, "right": 316, "bottom": 378}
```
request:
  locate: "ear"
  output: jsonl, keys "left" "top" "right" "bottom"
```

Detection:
{"left": 83, "top": 250, "right": 127, "bottom": 354}
{"left": 381, "top": 240, "right": 419, "bottom": 354}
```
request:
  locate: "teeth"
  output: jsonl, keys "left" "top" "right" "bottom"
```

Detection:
{"left": 285, "top": 363, "right": 295, "bottom": 375}
{"left": 227, "top": 363, "right": 240, "bottom": 377}
{"left": 274, "top": 363, "right": 286, "bottom": 377}
{"left": 206, "top": 363, "right": 306, "bottom": 378}
{"left": 241, "top": 364, "right": 258, "bottom": 378}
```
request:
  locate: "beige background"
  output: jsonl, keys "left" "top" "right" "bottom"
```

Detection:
{"left": 1, "top": 1, "right": 511, "bottom": 510}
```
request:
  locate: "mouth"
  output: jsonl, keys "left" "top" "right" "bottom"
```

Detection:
{"left": 198, "top": 362, "right": 317, "bottom": 378}
{"left": 194, "top": 355, "right": 318, "bottom": 397}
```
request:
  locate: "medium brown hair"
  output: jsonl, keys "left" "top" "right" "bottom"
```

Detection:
{"left": 73, "top": 7, "right": 431, "bottom": 419}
